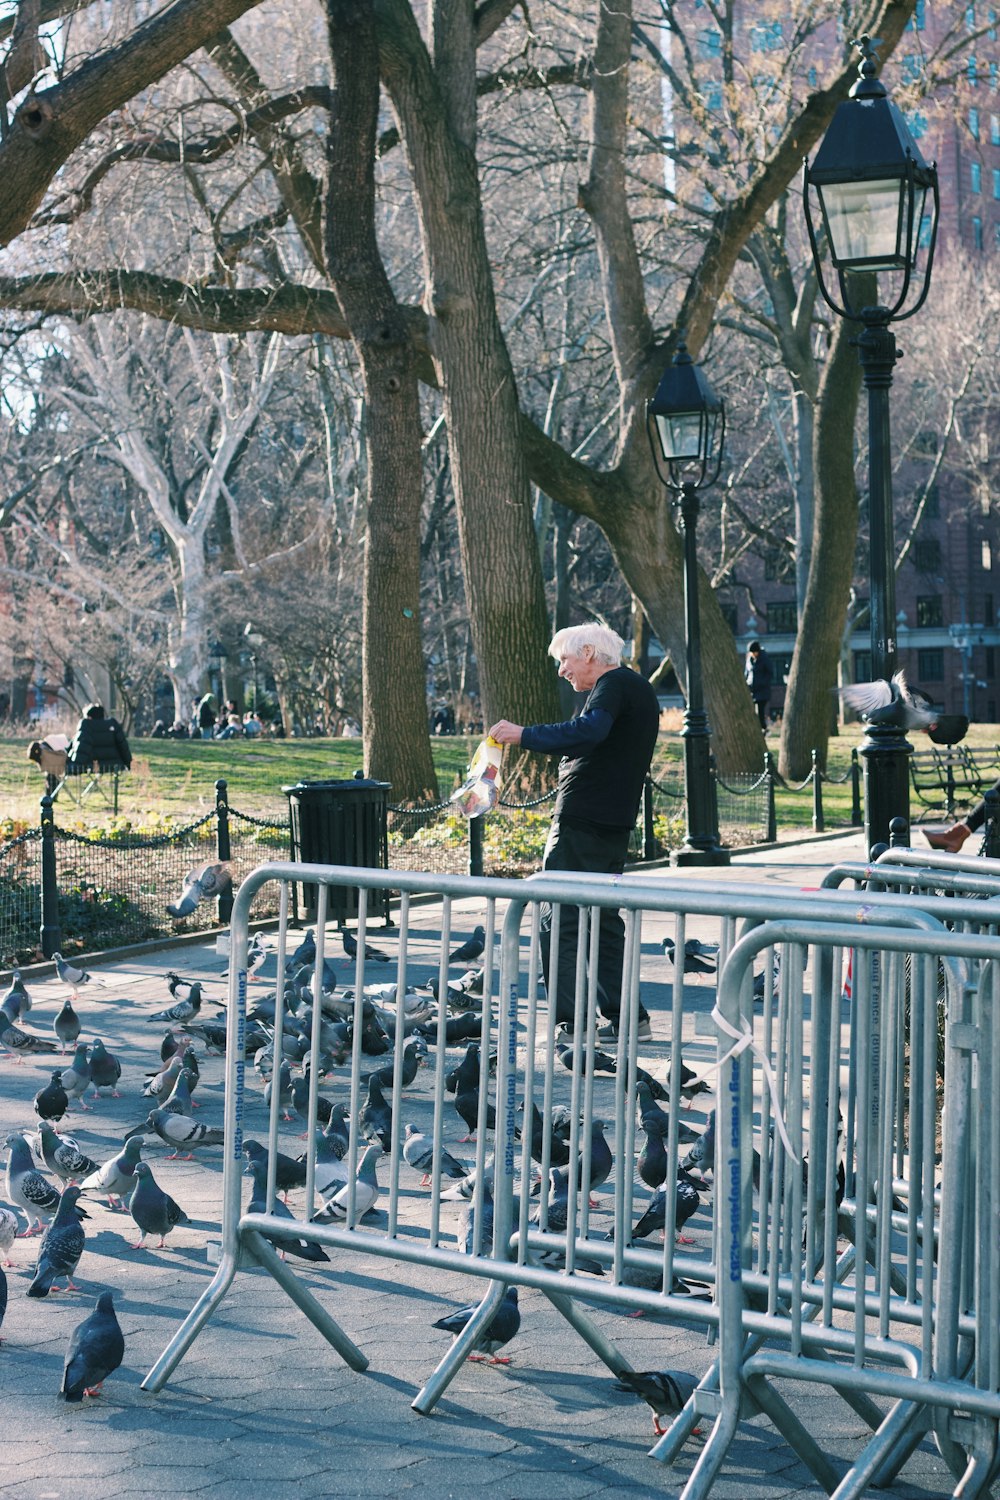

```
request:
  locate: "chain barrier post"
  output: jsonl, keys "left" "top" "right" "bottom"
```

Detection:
{"left": 850, "top": 748, "right": 863, "bottom": 826}
{"left": 812, "top": 749, "right": 825, "bottom": 832}
{"left": 764, "top": 750, "right": 778, "bottom": 843}
{"left": 39, "top": 794, "right": 61, "bottom": 959}
{"left": 216, "top": 779, "right": 235, "bottom": 925}
{"left": 468, "top": 810, "right": 484, "bottom": 877}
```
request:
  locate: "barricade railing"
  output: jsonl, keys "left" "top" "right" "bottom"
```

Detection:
{"left": 139, "top": 856, "right": 1000, "bottom": 1496}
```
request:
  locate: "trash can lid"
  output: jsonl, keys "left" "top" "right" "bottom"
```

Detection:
{"left": 282, "top": 779, "right": 391, "bottom": 796}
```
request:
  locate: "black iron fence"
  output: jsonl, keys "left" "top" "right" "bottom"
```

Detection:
{"left": 0, "top": 751, "right": 876, "bottom": 967}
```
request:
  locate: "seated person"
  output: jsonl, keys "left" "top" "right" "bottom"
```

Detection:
{"left": 242, "top": 710, "right": 262, "bottom": 738}
{"left": 150, "top": 719, "right": 167, "bottom": 738}
{"left": 67, "top": 703, "right": 132, "bottom": 773}
{"left": 165, "top": 720, "right": 189, "bottom": 739}
{"left": 215, "top": 714, "right": 243, "bottom": 740}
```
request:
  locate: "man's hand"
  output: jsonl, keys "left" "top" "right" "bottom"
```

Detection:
{"left": 488, "top": 719, "right": 523, "bottom": 746}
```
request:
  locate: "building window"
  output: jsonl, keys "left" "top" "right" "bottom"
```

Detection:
{"left": 985, "top": 594, "right": 995, "bottom": 625}
{"left": 987, "top": 647, "right": 996, "bottom": 675}
{"left": 719, "top": 601, "right": 738, "bottom": 634}
{"left": 767, "top": 601, "right": 798, "bottom": 633}
{"left": 915, "top": 538, "right": 942, "bottom": 572}
{"left": 700, "top": 27, "right": 722, "bottom": 56}
{"left": 990, "top": 7, "right": 998, "bottom": 39}
{"left": 705, "top": 81, "right": 723, "bottom": 110}
{"left": 924, "top": 484, "right": 940, "bottom": 519}
{"left": 974, "top": 215, "right": 984, "bottom": 248}
{"left": 983, "top": 540, "right": 993, "bottom": 571}
{"left": 918, "top": 648, "right": 945, "bottom": 679}
{"left": 750, "top": 21, "right": 783, "bottom": 51}
{"left": 969, "top": 54, "right": 979, "bottom": 86}
{"left": 808, "top": 66, "right": 818, "bottom": 88}
{"left": 902, "top": 53, "right": 923, "bottom": 84}
{"left": 770, "top": 653, "right": 793, "bottom": 685}
{"left": 972, "top": 161, "right": 982, "bottom": 193}
{"left": 971, "top": 106, "right": 981, "bottom": 138}
{"left": 993, "top": 114, "right": 1000, "bottom": 143}
{"left": 853, "top": 650, "right": 872, "bottom": 682}
{"left": 916, "top": 595, "right": 944, "bottom": 627}
{"left": 967, "top": 3, "right": 977, "bottom": 28}
{"left": 906, "top": 0, "right": 926, "bottom": 28}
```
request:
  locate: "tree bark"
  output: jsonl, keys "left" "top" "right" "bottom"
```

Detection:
{"left": 325, "top": 0, "right": 437, "bottom": 804}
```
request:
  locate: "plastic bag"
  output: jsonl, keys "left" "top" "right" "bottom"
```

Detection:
{"left": 450, "top": 736, "right": 503, "bottom": 818}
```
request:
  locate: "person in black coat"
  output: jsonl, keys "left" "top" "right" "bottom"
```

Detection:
{"left": 744, "top": 640, "right": 774, "bottom": 731}
{"left": 67, "top": 704, "right": 132, "bottom": 773}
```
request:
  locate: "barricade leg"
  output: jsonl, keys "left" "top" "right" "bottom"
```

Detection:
{"left": 412, "top": 1277, "right": 510, "bottom": 1414}
{"left": 242, "top": 1229, "right": 369, "bottom": 1370}
{"left": 142, "top": 1252, "right": 241, "bottom": 1392}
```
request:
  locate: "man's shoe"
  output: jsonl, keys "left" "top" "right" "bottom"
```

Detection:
{"left": 598, "top": 1017, "right": 653, "bottom": 1043}
{"left": 596, "top": 1022, "right": 618, "bottom": 1043}
{"left": 636, "top": 1016, "right": 653, "bottom": 1043}
{"left": 923, "top": 824, "right": 971, "bottom": 854}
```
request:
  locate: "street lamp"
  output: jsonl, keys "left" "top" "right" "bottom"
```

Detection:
{"left": 243, "top": 621, "right": 261, "bottom": 710}
{"left": 647, "top": 339, "right": 730, "bottom": 866}
{"left": 804, "top": 34, "right": 939, "bottom": 852}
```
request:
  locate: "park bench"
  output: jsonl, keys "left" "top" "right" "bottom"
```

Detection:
{"left": 909, "top": 742, "right": 992, "bottom": 818}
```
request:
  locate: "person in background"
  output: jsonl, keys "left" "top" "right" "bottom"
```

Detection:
{"left": 745, "top": 639, "right": 774, "bottom": 731}
{"left": 242, "top": 710, "right": 262, "bottom": 738}
{"left": 166, "top": 720, "right": 189, "bottom": 739}
{"left": 215, "top": 714, "right": 242, "bottom": 740}
{"left": 67, "top": 703, "right": 132, "bottom": 773}
{"left": 196, "top": 692, "right": 217, "bottom": 740}
{"left": 488, "top": 623, "right": 659, "bottom": 1042}
{"left": 924, "top": 784, "right": 1000, "bottom": 853}
{"left": 150, "top": 720, "right": 167, "bottom": 738}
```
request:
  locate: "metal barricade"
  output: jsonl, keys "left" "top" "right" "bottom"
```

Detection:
{"left": 140, "top": 860, "right": 1000, "bottom": 1498}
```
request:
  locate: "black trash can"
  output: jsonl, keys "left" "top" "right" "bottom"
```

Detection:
{"left": 284, "top": 776, "right": 390, "bottom": 924}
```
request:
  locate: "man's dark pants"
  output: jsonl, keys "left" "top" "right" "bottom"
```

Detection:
{"left": 539, "top": 814, "right": 647, "bottom": 1027}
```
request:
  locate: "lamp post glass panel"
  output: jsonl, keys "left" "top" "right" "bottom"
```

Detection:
{"left": 804, "top": 35, "right": 939, "bottom": 854}
{"left": 647, "top": 342, "right": 729, "bottom": 866}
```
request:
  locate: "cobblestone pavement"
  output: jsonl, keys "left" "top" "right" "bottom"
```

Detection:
{"left": 0, "top": 832, "right": 982, "bottom": 1499}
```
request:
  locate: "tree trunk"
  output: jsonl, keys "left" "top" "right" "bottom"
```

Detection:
{"left": 779, "top": 308, "right": 867, "bottom": 779}
{"left": 325, "top": 0, "right": 437, "bottom": 804}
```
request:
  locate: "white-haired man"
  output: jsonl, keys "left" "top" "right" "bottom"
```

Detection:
{"left": 489, "top": 623, "right": 659, "bottom": 1040}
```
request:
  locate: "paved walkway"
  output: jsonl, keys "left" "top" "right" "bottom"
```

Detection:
{"left": 0, "top": 831, "right": 982, "bottom": 1499}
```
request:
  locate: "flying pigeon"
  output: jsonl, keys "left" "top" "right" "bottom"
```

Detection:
{"left": 839, "top": 669, "right": 937, "bottom": 730}
{"left": 36, "top": 1122, "right": 99, "bottom": 1186}
{"left": 402, "top": 1124, "right": 469, "bottom": 1187}
{"left": 432, "top": 1286, "right": 519, "bottom": 1363}
{"left": 614, "top": 1367, "right": 701, "bottom": 1436}
{"left": 1, "top": 1003, "right": 58, "bottom": 1058}
{"left": 79, "top": 1136, "right": 144, "bottom": 1210}
{"left": 34, "top": 1069, "right": 70, "bottom": 1124}
{"left": 245, "top": 1158, "right": 330, "bottom": 1260}
{"left": 128, "top": 1162, "right": 189, "bottom": 1248}
{"left": 166, "top": 861, "right": 232, "bottom": 919}
{"left": 53, "top": 1000, "right": 82, "bottom": 1053}
{"left": 0, "top": 1202, "right": 19, "bottom": 1265}
{"left": 318, "top": 1143, "right": 381, "bottom": 1223}
{"left": 5, "top": 1131, "right": 60, "bottom": 1234}
{"left": 131, "top": 1108, "right": 224, "bottom": 1160}
{"left": 27, "top": 1184, "right": 88, "bottom": 1296}
{"left": 53, "top": 952, "right": 94, "bottom": 993}
{"left": 341, "top": 929, "right": 391, "bottom": 963}
{"left": 88, "top": 1038, "right": 122, "bottom": 1099}
{"left": 61, "top": 1290, "right": 125, "bottom": 1400}
{"left": 448, "top": 925, "right": 486, "bottom": 966}
{"left": 148, "top": 985, "right": 203, "bottom": 1025}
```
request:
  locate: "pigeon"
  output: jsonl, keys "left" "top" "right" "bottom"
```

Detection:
{"left": 264, "top": 1059, "right": 295, "bottom": 1121}
{"left": 638, "top": 1120, "right": 669, "bottom": 1191}
{"left": 52, "top": 999, "right": 82, "bottom": 1052}
{"left": 440, "top": 1156, "right": 495, "bottom": 1204}
{"left": 181, "top": 1020, "right": 227, "bottom": 1053}
{"left": 448, "top": 925, "right": 486, "bottom": 965}
{"left": 341, "top": 929, "right": 391, "bottom": 963}
{"left": 1, "top": 1003, "right": 59, "bottom": 1057}
{"left": 37, "top": 1123, "right": 99, "bottom": 1185}
{"left": 34, "top": 1069, "right": 70, "bottom": 1123}
{"left": 285, "top": 929, "right": 316, "bottom": 972}
{"left": 403, "top": 1124, "right": 469, "bottom": 1187}
{"left": 162, "top": 1069, "right": 196, "bottom": 1118}
{"left": 59, "top": 1043, "right": 92, "bottom": 1109}
{"left": 415, "top": 1012, "right": 483, "bottom": 1045}
{"left": 318, "top": 1143, "right": 381, "bottom": 1222}
{"left": 614, "top": 1368, "right": 701, "bottom": 1436}
{"left": 307, "top": 1133, "right": 350, "bottom": 1198}
{"left": 0, "top": 1202, "right": 19, "bottom": 1265}
{"left": 128, "top": 1162, "right": 189, "bottom": 1248}
{"left": 359, "top": 1075, "right": 394, "bottom": 1153}
{"left": 243, "top": 1139, "right": 307, "bottom": 1200}
{"left": 556, "top": 1041, "right": 618, "bottom": 1077}
{"left": 362, "top": 1040, "right": 423, "bottom": 1093}
{"left": 839, "top": 669, "right": 937, "bottom": 729}
{"left": 79, "top": 1136, "right": 143, "bottom": 1210}
{"left": 514, "top": 1101, "right": 572, "bottom": 1168}
{"left": 166, "top": 971, "right": 204, "bottom": 1002}
{"left": 661, "top": 937, "right": 717, "bottom": 975}
{"left": 148, "top": 985, "right": 203, "bottom": 1025}
{"left": 166, "top": 861, "right": 232, "bottom": 918}
{"left": 2, "top": 963, "right": 31, "bottom": 1014}
{"left": 88, "top": 1038, "right": 122, "bottom": 1099}
{"left": 61, "top": 1290, "right": 125, "bottom": 1400}
{"left": 54, "top": 952, "right": 93, "bottom": 993}
{"left": 142, "top": 1054, "right": 186, "bottom": 1104}
{"left": 624, "top": 1177, "right": 701, "bottom": 1244}
{"left": 432, "top": 1286, "right": 519, "bottom": 1363}
{"left": 322, "top": 1103, "right": 351, "bottom": 1160}
{"left": 5, "top": 1131, "right": 60, "bottom": 1234}
{"left": 27, "top": 1184, "right": 88, "bottom": 1296}
{"left": 637, "top": 1081, "right": 699, "bottom": 1145}
{"left": 244, "top": 1158, "right": 330, "bottom": 1261}
{"left": 459, "top": 1180, "right": 495, "bottom": 1255}
{"left": 680, "top": 1110, "right": 716, "bottom": 1179}
{"left": 529, "top": 1169, "right": 605, "bottom": 1275}
{"left": 132, "top": 1108, "right": 224, "bottom": 1159}
{"left": 159, "top": 1031, "right": 199, "bottom": 1081}
{"left": 425, "top": 970, "right": 484, "bottom": 1011}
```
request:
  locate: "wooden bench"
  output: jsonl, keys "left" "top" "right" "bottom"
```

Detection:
{"left": 910, "top": 744, "right": 987, "bottom": 818}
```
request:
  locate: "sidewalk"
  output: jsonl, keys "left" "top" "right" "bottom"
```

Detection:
{"left": 0, "top": 833, "right": 970, "bottom": 1500}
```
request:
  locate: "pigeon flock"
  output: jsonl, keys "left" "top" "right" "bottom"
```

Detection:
{"left": 0, "top": 909, "right": 720, "bottom": 1439}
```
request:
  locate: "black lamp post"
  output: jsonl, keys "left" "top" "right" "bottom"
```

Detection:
{"left": 244, "top": 621, "right": 260, "bottom": 710}
{"left": 804, "top": 34, "right": 939, "bottom": 852}
{"left": 647, "top": 340, "right": 730, "bottom": 866}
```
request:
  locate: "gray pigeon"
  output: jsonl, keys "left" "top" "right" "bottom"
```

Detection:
{"left": 402, "top": 1124, "right": 469, "bottom": 1186}
{"left": 88, "top": 1038, "right": 122, "bottom": 1099}
{"left": 613, "top": 1368, "right": 700, "bottom": 1436}
{"left": 359, "top": 1075, "right": 393, "bottom": 1153}
{"left": 61, "top": 1290, "right": 125, "bottom": 1400}
{"left": 148, "top": 985, "right": 203, "bottom": 1025}
{"left": 142, "top": 1054, "right": 184, "bottom": 1104}
{"left": 0, "top": 1202, "right": 18, "bottom": 1265}
{"left": 28, "top": 1184, "right": 88, "bottom": 1296}
{"left": 839, "top": 669, "right": 937, "bottom": 730}
{"left": 37, "top": 1122, "right": 99, "bottom": 1185}
{"left": 54, "top": 952, "right": 93, "bottom": 993}
{"left": 2, "top": 963, "right": 31, "bottom": 1014}
{"left": 1, "top": 1003, "right": 58, "bottom": 1056}
{"left": 34, "top": 1069, "right": 69, "bottom": 1123}
{"left": 432, "top": 1285, "right": 519, "bottom": 1363}
{"left": 448, "top": 925, "right": 486, "bottom": 965}
{"left": 245, "top": 1159, "right": 329, "bottom": 1261}
{"left": 307, "top": 1133, "right": 350, "bottom": 1199}
{"left": 242, "top": 1139, "right": 307, "bottom": 1200}
{"left": 5, "top": 1132, "right": 60, "bottom": 1234}
{"left": 59, "top": 1042, "right": 92, "bottom": 1109}
{"left": 79, "top": 1137, "right": 143, "bottom": 1211}
{"left": 133, "top": 1108, "right": 224, "bottom": 1160}
{"left": 162, "top": 1069, "right": 196, "bottom": 1117}
{"left": 318, "top": 1143, "right": 381, "bottom": 1222}
{"left": 53, "top": 999, "right": 81, "bottom": 1052}
{"left": 128, "top": 1162, "right": 189, "bottom": 1249}
{"left": 263, "top": 1058, "right": 294, "bottom": 1120}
